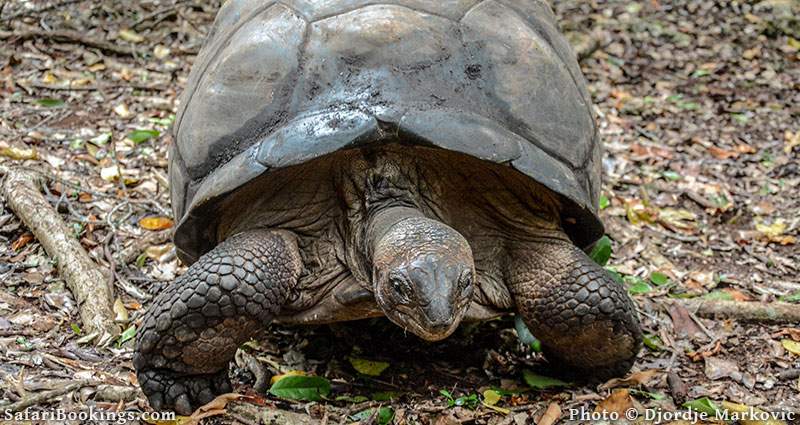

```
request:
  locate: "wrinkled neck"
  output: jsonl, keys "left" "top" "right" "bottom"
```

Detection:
{"left": 366, "top": 206, "right": 423, "bottom": 261}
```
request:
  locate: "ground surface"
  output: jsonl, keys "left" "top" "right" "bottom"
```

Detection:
{"left": 0, "top": 0, "right": 798, "bottom": 424}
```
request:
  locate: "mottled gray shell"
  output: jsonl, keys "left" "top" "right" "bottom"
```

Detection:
{"left": 171, "top": 0, "right": 602, "bottom": 263}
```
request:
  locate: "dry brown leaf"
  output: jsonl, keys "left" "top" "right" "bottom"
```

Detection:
{"left": 139, "top": 216, "right": 174, "bottom": 231}
{"left": 755, "top": 219, "right": 797, "bottom": 245}
{"left": 687, "top": 340, "right": 722, "bottom": 362}
{"left": 721, "top": 288, "right": 751, "bottom": 302}
{"left": 594, "top": 389, "right": 633, "bottom": 415}
{"left": 600, "top": 369, "right": 659, "bottom": 390}
{"left": 707, "top": 145, "right": 739, "bottom": 159}
{"left": 773, "top": 328, "right": 800, "bottom": 341}
{"left": 669, "top": 302, "right": 705, "bottom": 340}
{"left": 538, "top": 402, "right": 561, "bottom": 425}
{"left": 181, "top": 393, "right": 247, "bottom": 425}
{"left": 11, "top": 232, "right": 34, "bottom": 251}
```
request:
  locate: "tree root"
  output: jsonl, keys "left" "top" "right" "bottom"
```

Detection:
{"left": 681, "top": 299, "right": 800, "bottom": 323}
{"left": 2, "top": 168, "right": 119, "bottom": 342}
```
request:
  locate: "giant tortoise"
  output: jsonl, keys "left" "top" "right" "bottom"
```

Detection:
{"left": 134, "top": 0, "right": 643, "bottom": 414}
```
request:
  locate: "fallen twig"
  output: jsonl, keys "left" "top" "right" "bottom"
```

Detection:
{"left": 0, "top": 28, "right": 135, "bottom": 56}
{"left": 24, "top": 82, "right": 169, "bottom": 92}
{"left": 681, "top": 299, "right": 800, "bottom": 324}
{"left": 2, "top": 168, "right": 119, "bottom": 342}
{"left": 0, "top": 0, "right": 86, "bottom": 22}
{"left": 0, "top": 380, "right": 95, "bottom": 412}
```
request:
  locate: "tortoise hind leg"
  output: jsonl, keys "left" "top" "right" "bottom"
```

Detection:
{"left": 133, "top": 229, "right": 302, "bottom": 415}
{"left": 507, "top": 238, "right": 642, "bottom": 379}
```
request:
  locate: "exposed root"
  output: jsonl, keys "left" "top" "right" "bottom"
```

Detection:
{"left": 2, "top": 167, "right": 119, "bottom": 342}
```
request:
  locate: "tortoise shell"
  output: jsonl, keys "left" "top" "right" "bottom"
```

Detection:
{"left": 170, "top": 0, "right": 602, "bottom": 263}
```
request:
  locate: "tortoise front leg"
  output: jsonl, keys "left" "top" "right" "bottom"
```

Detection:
{"left": 133, "top": 229, "right": 302, "bottom": 414}
{"left": 507, "top": 238, "right": 642, "bottom": 379}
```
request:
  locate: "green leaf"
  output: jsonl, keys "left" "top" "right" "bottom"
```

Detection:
{"left": 691, "top": 69, "right": 710, "bottom": 78}
{"left": 731, "top": 113, "right": 749, "bottom": 124}
{"left": 649, "top": 272, "right": 670, "bottom": 286}
{"left": 704, "top": 290, "right": 734, "bottom": 301}
{"left": 514, "top": 316, "right": 536, "bottom": 344}
{"left": 269, "top": 375, "right": 331, "bottom": 401}
{"left": 678, "top": 101, "right": 700, "bottom": 110}
{"left": 148, "top": 115, "right": 175, "bottom": 126}
{"left": 642, "top": 334, "right": 664, "bottom": 351}
{"left": 127, "top": 129, "right": 160, "bottom": 144}
{"left": 482, "top": 389, "right": 502, "bottom": 406}
{"left": 599, "top": 195, "right": 610, "bottom": 210}
{"left": 662, "top": 170, "right": 682, "bottom": 181}
{"left": 530, "top": 338, "right": 542, "bottom": 353}
{"left": 70, "top": 323, "right": 82, "bottom": 335}
{"left": 453, "top": 394, "right": 479, "bottom": 409}
{"left": 605, "top": 267, "right": 624, "bottom": 284}
{"left": 350, "top": 407, "right": 394, "bottom": 425}
{"left": 624, "top": 276, "right": 653, "bottom": 295}
{"left": 371, "top": 391, "right": 400, "bottom": 401}
{"left": 135, "top": 252, "right": 148, "bottom": 268}
{"left": 117, "top": 325, "right": 136, "bottom": 347}
{"left": 522, "top": 370, "right": 569, "bottom": 390}
{"left": 589, "top": 236, "right": 613, "bottom": 267}
{"left": 779, "top": 291, "right": 800, "bottom": 303}
{"left": 683, "top": 397, "right": 719, "bottom": 416}
{"left": 35, "top": 98, "right": 64, "bottom": 107}
{"left": 348, "top": 357, "right": 390, "bottom": 376}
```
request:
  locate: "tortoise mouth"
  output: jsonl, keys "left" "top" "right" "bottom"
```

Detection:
{"left": 383, "top": 295, "right": 472, "bottom": 342}
{"left": 387, "top": 308, "right": 459, "bottom": 342}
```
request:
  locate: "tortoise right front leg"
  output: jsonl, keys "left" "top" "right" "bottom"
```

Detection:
{"left": 507, "top": 237, "right": 642, "bottom": 379}
{"left": 133, "top": 229, "right": 302, "bottom": 415}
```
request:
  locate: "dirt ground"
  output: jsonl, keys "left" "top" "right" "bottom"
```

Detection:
{"left": 0, "top": 0, "right": 798, "bottom": 424}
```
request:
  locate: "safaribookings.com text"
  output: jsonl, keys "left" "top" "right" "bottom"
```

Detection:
{"left": 4, "top": 407, "right": 176, "bottom": 424}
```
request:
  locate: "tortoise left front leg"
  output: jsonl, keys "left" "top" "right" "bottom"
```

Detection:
{"left": 507, "top": 237, "right": 642, "bottom": 379}
{"left": 134, "top": 229, "right": 302, "bottom": 414}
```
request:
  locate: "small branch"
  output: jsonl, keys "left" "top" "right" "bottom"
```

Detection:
{"left": 2, "top": 168, "right": 119, "bottom": 341}
{"left": 0, "top": 380, "right": 95, "bottom": 412}
{"left": 0, "top": 0, "right": 86, "bottom": 22}
{"left": 681, "top": 299, "right": 800, "bottom": 323}
{"left": 24, "top": 82, "right": 169, "bottom": 92}
{"left": 0, "top": 28, "right": 135, "bottom": 56}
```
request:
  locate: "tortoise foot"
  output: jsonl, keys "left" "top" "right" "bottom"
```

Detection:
{"left": 138, "top": 368, "right": 231, "bottom": 415}
{"left": 509, "top": 239, "right": 642, "bottom": 379}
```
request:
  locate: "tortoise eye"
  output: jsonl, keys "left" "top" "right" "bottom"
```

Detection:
{"left": 458, "top": 270, "right": 473, "bottom": 294}
{"left": 389, "top": 273, "right": 412, "bottom": 303}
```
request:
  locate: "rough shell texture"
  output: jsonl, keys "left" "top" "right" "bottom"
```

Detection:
{"left": 171, "top": 0, "right": 602, "bottom": 263}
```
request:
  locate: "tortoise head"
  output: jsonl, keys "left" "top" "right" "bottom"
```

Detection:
{"left": 371, "top": 215, "right": 475, "bottom": 341}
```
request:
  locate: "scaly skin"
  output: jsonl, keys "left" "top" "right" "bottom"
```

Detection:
{"left": 507, "top": 237, "right": 642, "bottom": 379}
{"left": 133, "top": 230, "right": 302, "bottom": 415}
